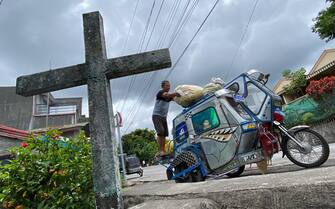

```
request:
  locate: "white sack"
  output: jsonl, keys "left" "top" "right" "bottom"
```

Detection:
{"left": 174, "top": 85, "right": 204, "bottom": 107}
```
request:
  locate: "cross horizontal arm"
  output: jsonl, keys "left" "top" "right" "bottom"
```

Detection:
{"left": 16, "top": 64, "right": 88, "bottom": 97}
{"left": 105, "top": 48, "right": 171, "bottom": 79}
{"left": 16, "top": 48, "right": 171, "bottom": 97}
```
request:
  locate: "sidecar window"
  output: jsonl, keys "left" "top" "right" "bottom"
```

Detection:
{"left": 226, "top": 77, "right": 245, "bottom": 95}
{"left": 245, "top": 82, "right": 267, "bottom": 114}
{"left": 191, "top": 107, "right": 220, "bottom": 134}
{"left": 226, "top": 97, "right": 252, "bottom": 120}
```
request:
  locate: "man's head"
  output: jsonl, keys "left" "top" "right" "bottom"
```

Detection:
{"left": 161, "top": 80, "right": 170, "bottom": 92}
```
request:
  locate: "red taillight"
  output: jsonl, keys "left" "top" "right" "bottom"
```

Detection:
{"left": 273, "top": 112, "right": 284, "bottom": 122}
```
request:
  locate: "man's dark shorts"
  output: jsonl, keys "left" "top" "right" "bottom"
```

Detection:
{"left": 152, "top": 115, "right": 169, "bottom": 137}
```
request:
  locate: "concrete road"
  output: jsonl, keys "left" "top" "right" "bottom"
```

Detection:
{"left": 126, "top": 143, "right": 335, "bottom": 183}
{"left": 124, "top": 143, "right": 335, "bottom": 209}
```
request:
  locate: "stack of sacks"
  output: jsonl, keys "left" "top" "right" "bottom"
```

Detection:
{"left": 174, "top": 77, "right": 225, "bottom": 108}
{"left": 174, "top": 85, "right": 204, "bottom": 107}
{"left": 203, "top": 77, "right": 224, "bottom": 95}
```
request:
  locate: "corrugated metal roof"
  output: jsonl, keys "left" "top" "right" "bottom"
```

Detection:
{"left": 0, "top": 124, "right": 29, "bottom": 140}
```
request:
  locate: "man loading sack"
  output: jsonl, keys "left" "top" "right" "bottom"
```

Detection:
{"left": 152, "top": 78, "right": 224, "bottom": 159}
{"left": 152, "top": 80, "right": 180, "bottom": 159}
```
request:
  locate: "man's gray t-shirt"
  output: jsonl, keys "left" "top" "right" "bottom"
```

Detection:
{"left": 152, "top": 90, "right": 172, "bottom": 118}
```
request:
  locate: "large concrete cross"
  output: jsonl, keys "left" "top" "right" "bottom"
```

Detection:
{"left": 16, "top": 11, "right": 171, "bottom": 209}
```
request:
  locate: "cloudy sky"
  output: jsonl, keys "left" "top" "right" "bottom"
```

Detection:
{"left": 0, "top": 0, "right": 334, "bottom": 135}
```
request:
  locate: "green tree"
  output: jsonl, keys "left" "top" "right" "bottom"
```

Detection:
{"left": 282, "top": 68, "right": 307, "bottom": 97}
{"left": 312, "top": 0, "right": 335, "bottom": 42}
{"left": 122, "top": 129, "right": 158, "bottom": 164}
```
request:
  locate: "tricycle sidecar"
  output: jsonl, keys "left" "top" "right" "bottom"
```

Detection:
{"left": 167, "top": 70, "right": 329, "bottom": 183}
{"left": 167, "top": 90, "right": 263, "bottom": 182}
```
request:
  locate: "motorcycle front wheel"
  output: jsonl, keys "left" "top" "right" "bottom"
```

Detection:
{"left": 283, "top": 129, "right": 329, "bottom": 168}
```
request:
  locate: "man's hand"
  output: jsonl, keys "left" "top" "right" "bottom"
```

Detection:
{"left": 162, "top": 92, "right": 180, "bottom": 99}
{"left": 172, "top": 92, "right": 181, "bottom": 97}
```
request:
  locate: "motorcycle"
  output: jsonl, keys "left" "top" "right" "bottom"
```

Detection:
{"left": 166, "top": 70, "right": 329, "bottom": 182}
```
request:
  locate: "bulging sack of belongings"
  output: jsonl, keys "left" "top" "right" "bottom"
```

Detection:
{"left": 174, "top": 85, "right": 204, "bottom": 107}
{"left": 203, "top": 77, "right": 224, "bottom": 95}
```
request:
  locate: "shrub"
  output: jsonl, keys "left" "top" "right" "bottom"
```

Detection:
{"left": 0, "top": 130, "right": 95, "bottom": 209}
{"left": 306, "top": 76, "right": 335, "bottom": 98}
{"left": 302, "top": 112, "right": 315, "bottom": 125}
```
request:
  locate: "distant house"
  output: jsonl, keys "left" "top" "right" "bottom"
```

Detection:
{"left": 0, "top": 124, "right": 28, "bottom": 164}
{"left": 274, "top": 48, "right": 335, "bottom": 104}
{"left": 307, "top": 48, "right": 335, "bottom": 80}
{"left": 0, "top": 86, "right": 87, "bottom": 130}
{"left": 273, "top": 78, "right": 296, "bottom": 104}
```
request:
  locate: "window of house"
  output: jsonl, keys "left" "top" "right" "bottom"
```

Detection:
{"left": 192, "top": 107, "right": 220, "bottom": 134}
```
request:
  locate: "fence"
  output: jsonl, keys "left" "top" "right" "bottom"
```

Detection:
{"left": 283, "top": 92, "right": 335, "bottom": 127}
{"left": 35, "top": 104, "right": 77, "bottom": 115}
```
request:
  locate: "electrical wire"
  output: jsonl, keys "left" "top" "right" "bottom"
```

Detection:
{"left": 165, "top": 0, "right": 221, "bottom": 80}
{"left": 156, "top": 0, "right": 179, "bottom": 47}
{"left": 169, "top": 0, "right": 200, "bottom": 48}
{"left": 124, "top": 0, "right": 219, "bottom": 133}
{"left": 226, "top": 0, "right": 260, "bottom": 79}
{"left": 120, "top": 0, "right": 156, "bottom": 114}
{"left": 122, "top": 0, "right": 182, "bottom": 132}
{"left": 167, "top": 0, "right": 192, "bottom": 47}
{"left": 122, "top": 0, "right": 140, "bottom": 54}
{"left": 116, "top": 0, "right": 141, "bottom": 111}
{"left": 144, "top": 0, "right": 166, "bottom": 50}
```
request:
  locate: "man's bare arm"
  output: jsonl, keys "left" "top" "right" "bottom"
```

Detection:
{"left": 161, "top": 92, "right": 180, "bottom": 99}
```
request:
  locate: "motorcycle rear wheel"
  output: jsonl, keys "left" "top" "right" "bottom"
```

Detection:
{"left": 283, "top": 129, "right": 329, "bottom": 168}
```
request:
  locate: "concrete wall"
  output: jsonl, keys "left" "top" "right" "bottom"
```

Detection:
{"left": 312, "top": 120, "right": 335, "bottom": 143}
{"left": 32, "top": 114, "right": 75, "bottom": 129}
{"left": 0, "top": 87, "right": 33, "bottom": 130}
{"left": 0, "top": 136, "right": 21, "bottom": 155}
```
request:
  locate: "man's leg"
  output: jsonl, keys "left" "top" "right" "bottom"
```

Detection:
{"left": 158, "top": 135, "right": 166, "bottom": 156}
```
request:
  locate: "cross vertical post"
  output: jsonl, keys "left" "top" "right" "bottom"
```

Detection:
{"left": 83, "top": 12, "right": 122, "bottom": 208}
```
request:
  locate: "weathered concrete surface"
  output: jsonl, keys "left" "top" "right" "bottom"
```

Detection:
{"left": 16, "top": 49, "right": 170, "bottom": 96}
{"left": 0, "top": 87, "right": 33, "bottom": 130}
{"left": 124, "top": 144, "right": 335, "bottom": 209}
{"left": 312, "top": 119, "right": 335, "bottom": 143}
{"left": 124, "top": 166, "right": 335, "bottom": 209}
{"left": 129, "top": 199, "right": 220, "bottom": 209}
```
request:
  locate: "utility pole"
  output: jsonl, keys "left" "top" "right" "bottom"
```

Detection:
{"left": 115, "top": 112, "right": 126, "bottom": 185}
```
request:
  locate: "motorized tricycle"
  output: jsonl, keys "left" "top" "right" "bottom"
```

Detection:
{"left": 166, "top": 70, "right": 330, "bottom": 182}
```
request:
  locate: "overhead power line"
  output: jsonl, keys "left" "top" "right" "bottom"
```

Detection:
{"left": 124, "top": 0, "right": 218, "bottom": 133}
{"left": 169, "top": 0, "right": 200, "bottom": 48}
{"left": 120, "top": 0, "right": 156, "bottom": 114}
{"left": 167, "top": 0, "right": 192, "bottom": 47}
{"left": 226, "top": 0, "right": 260, "bottom": 79}
{"left": 115, "top": 0, "right": 140, "bottom": 111}
{"left": 122, "top": 0, "right": 140, "bottom": 54}
{"left": 122, "top": 0, "right": 183, "bottom": 133}
{"left": 165, "top": 0, "right": 221, "bottom": 80}
{"left": 145, "top": 0, "right": 166, "bottom": 50}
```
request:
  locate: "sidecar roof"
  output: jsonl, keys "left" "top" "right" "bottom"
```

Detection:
{"left": 181, "top": 93, "right": 216, "bottom": 114}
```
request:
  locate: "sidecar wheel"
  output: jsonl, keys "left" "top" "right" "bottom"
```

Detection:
{"left": 226, "top": 166, "right": 245, "bottom": 178}
{"left": 191, "top": 169, "right": 205, "bottom": 182}
{"left": 174, "top": 162, "right": 192, "bottom": 183}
